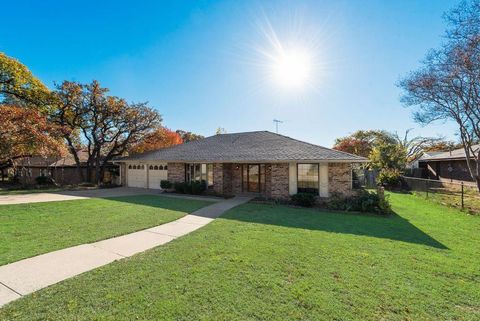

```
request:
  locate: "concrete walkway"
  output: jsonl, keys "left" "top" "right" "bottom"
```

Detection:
{"left": 0, "top": 196, "right": 251, "bottom": 307}
{"left": 0, "top": 187, "right": 223, "bottom": 205}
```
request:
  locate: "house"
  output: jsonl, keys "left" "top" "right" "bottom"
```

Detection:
{"left": 418, "top": 145, "right": 478, "bottom": 184}
{"left": 12, "top": 150, "right": 119, "bottom": 185}
{"left": 116, "top": 131, "right": 367, "bottom": 199}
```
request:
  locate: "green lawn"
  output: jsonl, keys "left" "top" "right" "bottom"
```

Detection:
{"left": 0, "top": 195, "right": 212, "bottom": 266}
{"left": 1, "top": 193, "right": 479, "bottom": 320}
{"left": 0, "top": 187, "right": 63, "bottom": 196}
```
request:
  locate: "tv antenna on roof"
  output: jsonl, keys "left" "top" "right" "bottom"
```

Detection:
{"left": 273, "top": 119, "right": 283, "bottom": 134}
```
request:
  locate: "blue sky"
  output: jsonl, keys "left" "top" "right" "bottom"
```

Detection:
{"left": 1, "top": 0, "right": 459, "bottom": 146}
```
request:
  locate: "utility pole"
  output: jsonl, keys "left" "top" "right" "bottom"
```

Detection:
{"left": 273, "top": 119, "right": 283, "bottom": 133}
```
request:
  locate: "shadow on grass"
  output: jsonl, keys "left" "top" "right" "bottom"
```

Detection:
{"left": 220, "top": 204, "right": 448, "bottom": 249}
{"left": 98, "top": 195, "right": 213, "bottom": 213}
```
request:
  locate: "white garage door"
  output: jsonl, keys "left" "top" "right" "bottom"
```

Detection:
{"left": 127, "top": 164, "right": 147, "bottom": 188}
{"left": 148, "top": 164, "right": 168, "bottom": 189}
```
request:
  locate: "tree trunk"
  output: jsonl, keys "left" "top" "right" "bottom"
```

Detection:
{"left": 476, "top": 159, "right": 480, "bottom": 193}
{"left": 65, "top": 139, "right": 84, "bottom": 182}
{"left": 95, "top": 149, "right": 101, "bottom": 186}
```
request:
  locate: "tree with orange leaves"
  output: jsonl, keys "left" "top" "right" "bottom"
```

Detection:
{"left": 129, "top": 127, "right": 183, "bottom": 154}
{"left": 0, "top": 105, "right": 65, "bottom": 168}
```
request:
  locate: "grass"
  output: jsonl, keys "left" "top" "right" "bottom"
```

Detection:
{"left": 413, "top": 188, "right": 480, "bottom": 214}
{"left": 0, "top": 187, "right": 63, "bottom": 196}
{"left": 0, "top": 195, "right": 212, "bottom": 266}
{"left": 1, "top": 192, "right": 479, "bottom": 320}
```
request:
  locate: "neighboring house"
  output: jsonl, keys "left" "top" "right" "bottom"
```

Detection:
{"left": 418, "top": 145, "right": 479, "bottom": 184}
{"left": 13, "top": 150, "right": 119, "bottom": 185}
{"left": 116, "top": 131, "right": 367, "bottom": 200}
{"left": 409, "top": 151, "right": 445, "bottom": 169}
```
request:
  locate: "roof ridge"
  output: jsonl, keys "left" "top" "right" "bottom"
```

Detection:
{"left": 266, "top": 131, "right": 368, "bottom": 160}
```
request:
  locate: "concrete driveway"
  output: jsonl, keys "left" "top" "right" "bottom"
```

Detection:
{"left": 0, "top": 187, "right": 180, "bottom": 205}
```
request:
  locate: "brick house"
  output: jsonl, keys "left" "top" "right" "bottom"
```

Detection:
{"left": 12, "top": 150, "right": 119, "bottom": 185}
{"left": 116, "top": 131, "right": 367, "bottom": 199}
{"left": 419, "top": 145, "right": 478, "bottom": 184}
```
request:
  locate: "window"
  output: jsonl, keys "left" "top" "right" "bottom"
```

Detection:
{"left": 128, "top": 165, "right": 132, "bottom": 169}
{"left": 186, "top": 163, "right": 214, "bottom": 188}
{"left": 241, "top": 164, "right": 266, "bottom": 193}
{"left": 149, "top": 165, "right": 153, "bottom": 170}
{"left": 164, "top": 165, "right": 168, "bottom": 170}
{"left": 297, "top": 164, "right": 319, "bottom": 194}
{"left": 154, "top": 165, "right": 159, "bottom": 170}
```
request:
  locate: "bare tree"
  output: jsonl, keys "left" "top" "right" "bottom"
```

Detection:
{"left": 399, "top": 0, "right": 480, "bottom": 190}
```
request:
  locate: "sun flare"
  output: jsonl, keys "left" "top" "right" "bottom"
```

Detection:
{"left": 271, "top": 47, "right": 312, "bottom": 89}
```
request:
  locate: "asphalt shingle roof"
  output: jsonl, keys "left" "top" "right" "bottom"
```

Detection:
{"left": 120, "top": 131, "right": 367, "bottom": 163}
{"left": 419, "top": 145, "right": 479, "bottom": 161}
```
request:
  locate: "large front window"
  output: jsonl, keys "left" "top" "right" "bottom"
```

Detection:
{"left": 186, "top": 163, "right": 213, "bottom": 188}
{"left": 242, "top": 164, "right": 265, "bottom": 193}
{"left": 297, "top": 163, "right": 319, "bottom": 194}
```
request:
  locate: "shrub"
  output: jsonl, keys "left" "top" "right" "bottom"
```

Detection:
{"left": 35, "top": 175, "right": 54, "bottom": 185}
{"left": 174, "top": 181, "right": 206, "bottom": 195}
{"left": 160, "top": 180, "right": 172, "bottom": 189}
{"left": 190, "top": 180, "right": 206, "bottom": 195}
{"left": 174, "top": 182, "right": 186, "bottom": 194}
{"left": 326, "top": 190, "right": 391, "bottom": 215}
{"left": 377, "top": 168, "right": 402, "bottom": 189}
{"left": 291, "top": 193, "right": 316, "bottom": 207}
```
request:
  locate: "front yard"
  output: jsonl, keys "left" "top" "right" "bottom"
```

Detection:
{"left": 0, "top": 195, "right": 212, "bottom": 266}
{"left": 1, "top": 192, "right": 479, "bottom": 320}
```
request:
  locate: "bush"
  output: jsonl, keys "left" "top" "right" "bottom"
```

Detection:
{"left": 326, "top": 190, "right": 391, "bottom": 215}
{"left": 174, "top": 182, "right": 186, "bottom": 194}
{"left": 191, "top": 181, "right": 206, "bottom": 195}
{"left": 377, "top": 168, "right": 402, "bottom": 189}
{"left": 291, "top": 193, "right": 316, "bottom": 207}
{"left": 160, "top": 180, "right": 172, "bottom": 189}
{"left": 35, "top": 176, "right": 54, "bottom": 185}
{"left": 174, "top": 181, "right": 206, "bottom": 195}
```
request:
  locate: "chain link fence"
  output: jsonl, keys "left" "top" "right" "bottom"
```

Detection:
{"left": 353, "top": 168, "right": 480, "bottom": 214}
{"left": 402, "top": 176, "right": 479, "bottom": 214}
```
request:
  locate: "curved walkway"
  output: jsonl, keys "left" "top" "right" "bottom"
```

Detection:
{"left": 0, "top": 196, "right": 251, "bottom": 307}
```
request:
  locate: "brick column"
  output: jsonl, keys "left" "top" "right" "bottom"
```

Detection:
{"left": 213, "top": 163, "right": 224, "bottom": 195}
{"left": 270, "top": 163, "right": 290, "bottom": 199}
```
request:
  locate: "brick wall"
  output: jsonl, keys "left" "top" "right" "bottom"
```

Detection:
{"left": 167, "top": 163, "right": 185, "bottom": 183}
{"left": 270, "top": 163, "right": 289, "bottom": 199}
{"left": 231, "top": 164, "right": 243, "bottom": 194}
{"left": 213, "top": 163, "right": 224, "bottom": 194}
{"left": 328, "top": 163, "right": 353, "bottom": 196}
{"left": 222, "top": 163, "right": 233, "bottom": 195}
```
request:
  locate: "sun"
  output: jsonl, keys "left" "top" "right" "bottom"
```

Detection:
{"left": 271, "top": 47, "right": 312, "bottom": 89}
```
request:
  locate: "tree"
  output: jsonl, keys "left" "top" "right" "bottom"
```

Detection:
{"left": 129, "top": 127, "right": 183, "bottom": 154}
{"left": 424, "top": 140, "right": 463, "bottom": 152}
{"left": 0, "top": 105, "right": 65, "bottom": 173}
{"left": 52, "top": 80, "right": 162, "bottom": 184}
{"left": 0, "top": 52, "right": 52, "bottom": 110}
{"left": 399, "top": 0, "right": 480, "bottom": 190}
{"left": 392, "top": 129, "right": 441, "bottom": 162}
{"left": 333, "top": 130, "right": 396, "bottom": 158}
{"left": 175, "top": 130, "right": 204, "bottom": 142}
{"left": 370, "top": 141, "right": 407, "bottom": 170}
{"left": 215, "top": 127, "right": 227, "bottom": 135}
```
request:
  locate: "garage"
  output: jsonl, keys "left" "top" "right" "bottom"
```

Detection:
{"left": 126, "top": 163, "right": 168, "bottom": 189}
{"left": 148, "top": 163, "right": 168, "bottom": 189}
{"left": 127, "top": 164, "right": 147, "bottom": 188}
